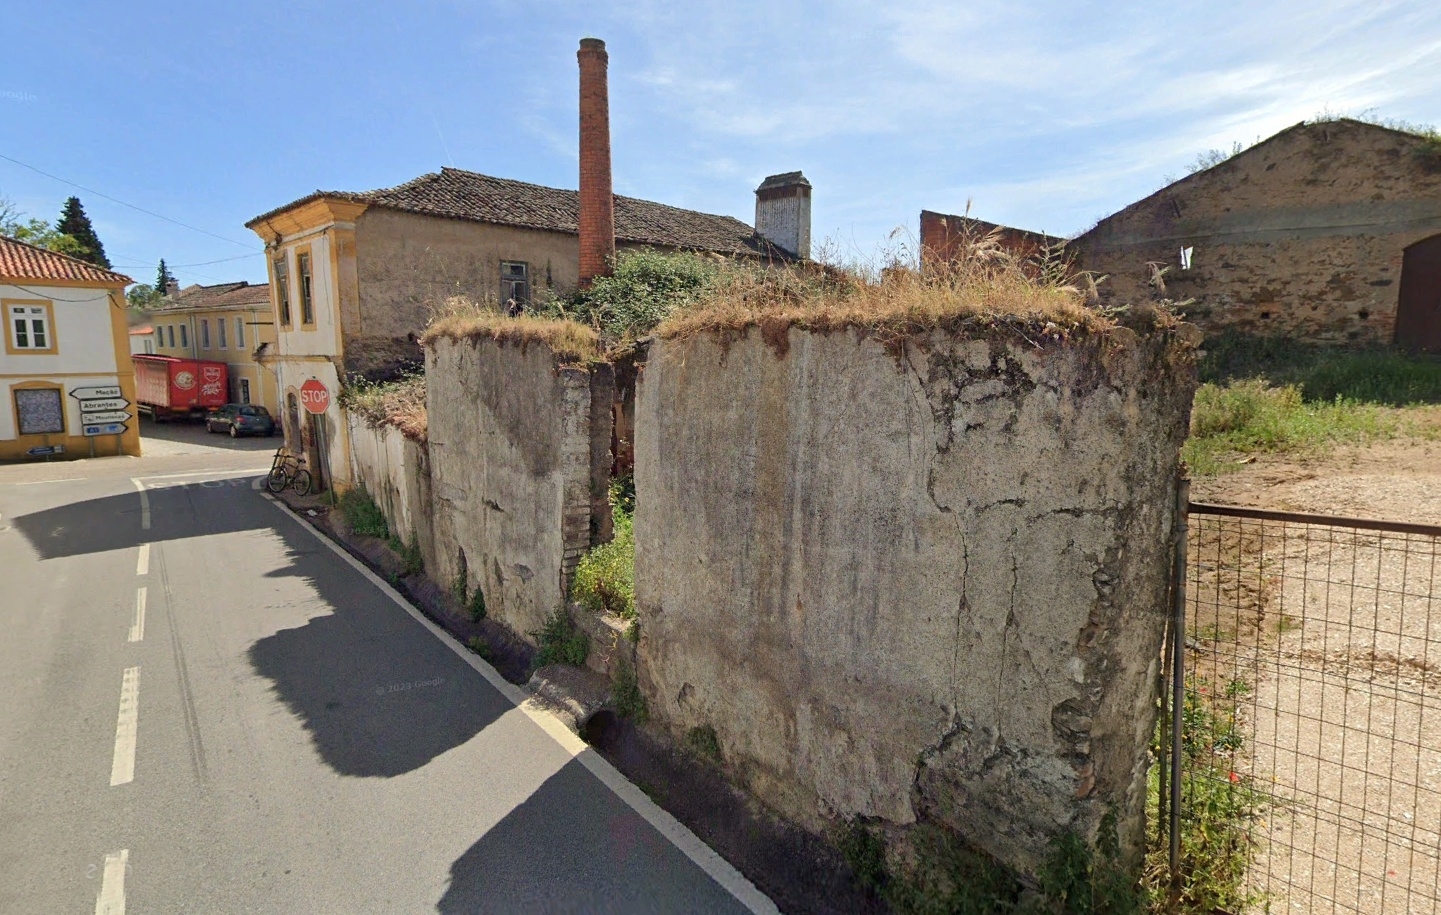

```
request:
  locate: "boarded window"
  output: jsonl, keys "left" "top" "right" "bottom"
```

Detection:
{"left": 15, "top": 387, "right": 64, "bottom": 434}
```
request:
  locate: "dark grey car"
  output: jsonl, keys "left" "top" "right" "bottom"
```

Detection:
{"left": 206, "top": 403, "right": 277, "bottom": 437}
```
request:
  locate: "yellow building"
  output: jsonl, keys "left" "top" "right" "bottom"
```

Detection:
{"left": 0, "top": 236, "right": 140, "bottom": 460}
{"left": 146, "top": 281, "right": 279, "bottom": 413}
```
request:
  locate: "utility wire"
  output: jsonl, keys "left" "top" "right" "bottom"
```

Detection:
{"left": 0, "top": 151, "right": 260, "bottom": 250}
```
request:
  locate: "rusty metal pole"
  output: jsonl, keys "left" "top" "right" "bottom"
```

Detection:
{"left": 1169, "top": 476, "right": 1191, "bottom": 888}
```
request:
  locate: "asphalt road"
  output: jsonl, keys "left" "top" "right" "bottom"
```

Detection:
{"left": 0, "top": 432, "right": 770, "bottom": 913}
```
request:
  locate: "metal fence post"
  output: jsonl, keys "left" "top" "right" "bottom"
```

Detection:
{"left": 1169, "top": 477, "right": 1190, "bottom": 888}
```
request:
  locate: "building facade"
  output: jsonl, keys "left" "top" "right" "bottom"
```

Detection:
{"left": 145, "top": 281, "right": 279, "bottom": 413}
{"left": 1070, "top": 119, "right": 1441, "bottom": 349}
{"left": 0, "top": 236, "right": 140, "bottom": 460}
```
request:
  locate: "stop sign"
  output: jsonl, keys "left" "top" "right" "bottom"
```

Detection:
{"left": 299, "top": 379, "right": 330, "bottom": 414}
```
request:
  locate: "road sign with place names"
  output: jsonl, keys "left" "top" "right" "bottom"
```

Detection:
{"left": 83, "top": 422, "right": 128, "bottom": 437}
{"left": 78, "top": 397, "right": 130, "bottom": 414}
{"left": 79, "top": 410, "right": 131, "bottom": 425}
{"left": 27, "top": 445, "right": 65, "bottom": 456}
{"left": 69, "top": 385, "right": 122, "bottom": 401}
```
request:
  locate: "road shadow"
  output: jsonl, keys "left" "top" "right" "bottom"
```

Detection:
{"left": 437, "top": 757, "right": 749, "bottom": 914}
{"left": 139, "top": 412, "right": 276, "bottom": 455}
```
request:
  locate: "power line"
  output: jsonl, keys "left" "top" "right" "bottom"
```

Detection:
{"left": 0, "top": 152, "right": 259, "bottom": 250}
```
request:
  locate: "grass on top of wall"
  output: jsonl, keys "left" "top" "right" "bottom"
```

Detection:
{"left": 421, "top": 297, "right": 601, "bottom": 365}
{"left": 338, "top": 369, "right": 428, "bottom": 441}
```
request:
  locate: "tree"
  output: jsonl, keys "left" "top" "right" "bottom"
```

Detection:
{"left": 2, "top": 193, "right": 87, "bottom": 256}
{"left": 55, "top": 196, "right": 111, "bottom": 268}
{"left": 126, "top": 283, "right": 164, "bottom": 310}
{"left": 155, "top": 258, "right": 176, "bottom": 295}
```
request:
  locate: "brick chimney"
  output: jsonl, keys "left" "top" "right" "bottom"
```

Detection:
{"left": 755, "top": 171, "right": 812, "bottom": 259}
{"left": 577, "top": 38, "right": 615, "bottom": 288}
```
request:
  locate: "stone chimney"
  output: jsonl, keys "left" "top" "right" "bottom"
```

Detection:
{"left": 577, "top": 38, "right": 615, "bottom": 288}
{"left": 165, "top": 279, "right": 179, "bottom": 298}
{"left": 755, "top": 171, "right": 812, "bottom": 260}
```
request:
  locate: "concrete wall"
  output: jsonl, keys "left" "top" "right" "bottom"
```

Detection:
{"left": 1071, "top": 119, "right": 1441, "bottom": 344}
{"left": 346, "top": 414, "right": 435, "bottom": 572}
{"left": 426, "top": 335, "right": 612, "bottom": 638}
{"left": 633, "top": 322, "right": 1196, "bottom": 876}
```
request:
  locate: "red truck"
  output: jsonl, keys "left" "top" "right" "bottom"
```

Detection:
{"left": 133, "top": 354, "right": 230, "bottom": 421}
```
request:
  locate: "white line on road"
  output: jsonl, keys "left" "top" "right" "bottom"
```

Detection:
{"left": 263, "top": 496, "right": 780, "bottom": 915}
{"left": 130, "top": 479, "right": 149, "bottom": 531}
{"left": 136, "top": 543, "right": 149, "bottom": 576}
{"left": 134, "top": 468, "right": 270, "bottom": 482}
{"left": 11, "top": 477, "right": 85, "bottom": 485}
{"left": 110, "top": 667, "right": 140, "bottom": 787}
{"left": 94, "top": 849, "right": 128, "bottom": 915}
{"left": 128, "top": 588, "right": 146, "bottom": 643}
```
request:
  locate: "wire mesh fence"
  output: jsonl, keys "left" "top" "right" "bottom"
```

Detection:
{"left": 1166, "top": 503, "right": 1441, "bottom": 914}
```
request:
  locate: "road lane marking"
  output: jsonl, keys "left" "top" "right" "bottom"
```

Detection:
{"left": 110, "top": 667, "right": 140, "bottom": 787}
{"left": 136, "top": 543, "right": 149, "bottom": 576}
{"left": 130, "top": 479, "right": 149, "bottom": 530}
{"left": 263, "top": 496, "right": 780, "bottom": 915}
{"left": 94, "top": 849, "right": 128, "bottom": 915}
{"left": 12, "top": 477, "right": 85, "bottom": 485}
{"left": 134, "top": 468, "right": 270, "bottom": 482}
{"left": 128, "top": 588, "right": 146, "bottom": 643}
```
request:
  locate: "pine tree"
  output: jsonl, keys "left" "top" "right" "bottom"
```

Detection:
{"left": 55, "top": 196, "right": 111, "bottom": 268}
{"left": 155, "top": 258, "right": 177, "bottom": 296}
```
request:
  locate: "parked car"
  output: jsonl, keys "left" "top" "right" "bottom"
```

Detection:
{"left": 206, "top": 404, "right": 276, "bottom": 438}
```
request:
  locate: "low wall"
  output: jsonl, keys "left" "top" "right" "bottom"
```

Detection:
{"left": 634, "top": 321, "right": 1196, "bottom": 875}
{"left": 345, "top": 413, "right": 436, "bottom": 572}
{"left": 426, "top": 335, "right": 613, "bottom": 638}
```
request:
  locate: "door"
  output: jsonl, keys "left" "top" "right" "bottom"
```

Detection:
{"left": 1395, "top": 233, "right": 1441, "bottom": 353}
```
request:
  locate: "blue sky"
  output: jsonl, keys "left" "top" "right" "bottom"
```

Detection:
{"left": 3, "top": 0, "right": 1439, "bottom": 288}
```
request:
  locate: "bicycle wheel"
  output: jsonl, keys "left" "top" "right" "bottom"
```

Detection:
{"left": 266, "top": 467, "right": 289, "bottom": 493}
{"left": 291, "top": 469, "right": 313, "bottom": 497}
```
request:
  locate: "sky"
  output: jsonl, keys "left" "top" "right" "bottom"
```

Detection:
{"left": 3, "top": 0, "right": 1439, "bottom": 289}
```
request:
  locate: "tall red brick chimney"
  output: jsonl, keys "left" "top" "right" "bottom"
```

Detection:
{"left": 577, "top": 38, "right": 615, "bottom": 288}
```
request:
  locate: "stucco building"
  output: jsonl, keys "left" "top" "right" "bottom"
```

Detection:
{"left": 1069, "top": 119, "right": 1441, "bottom": 349}
{"left": 145, "top": 281, "right": 279, "bottom": 413}
{"left": 0, "top": 235, "right": 140, "bottom": 460}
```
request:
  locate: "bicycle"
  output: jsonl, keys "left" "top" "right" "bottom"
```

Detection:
{"left": 267, "top": 447, "right": 313, "bottom": 496}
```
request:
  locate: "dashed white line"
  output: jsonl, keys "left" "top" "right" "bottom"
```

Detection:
{"left": 135, "top": 543, "right": 149, "bottom": 577}
{"left": 130, "top": 479, "right": 150, "bottom": 531}
{"left": 109, "top": 667, "right": 140, "bottom": 787}
{"left": 94, "top": 849, "right": 128, "bottom": 915}
{"left": 128, "top": 588, "right": 146, "bottom": 643}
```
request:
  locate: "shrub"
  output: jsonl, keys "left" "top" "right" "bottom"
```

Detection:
{"left": 338, "top": 369, "right": 427, "bottom": 440}
{"left": 339, "top": 486, "right": 389, "bottom": 540}
{"left": 468, "top": 586, "right": 487, "bottom": 622}
{"left": 572, "top": 503, "right": 635, "bottom": 619}
{"left": 612, "top": 657, "right": 647, "bottom": 721}
{"left": 532, "top": 608, "right": 589, "bottom": 668}
{"left": 685, "top": 724, "right": 722, "bottom": 763}
{"left": 466, "top": 635, "right": 492, "bottom": 661}
{"left": 540, "top": 248, "right": 725, "bottom": 347}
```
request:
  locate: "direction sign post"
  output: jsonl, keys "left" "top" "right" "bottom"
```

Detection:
{"left": 83, "top": 422, "right": 128, "bottom": 437}
{"left": 78, "top": 397, "right": 130, "bottom": 414}
{"left": 69, "top": 385, "right": 123, "bottom": 401}
{"left": 79, "top": 411, "right": 131, "bottom": 425}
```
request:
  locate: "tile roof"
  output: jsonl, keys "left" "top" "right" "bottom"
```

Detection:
{"left": 251, "top": 168, "right": 791, "bottom": 258}
{"left": 155, "top": 280, "right": 271, "bottom": 312}
{"left": 0, "top": 234, "right": 132, "bottom": 286}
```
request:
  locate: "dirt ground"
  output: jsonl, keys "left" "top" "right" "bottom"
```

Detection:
{"left": 1187, "top": 438, "right": 1441, "bottom": 915}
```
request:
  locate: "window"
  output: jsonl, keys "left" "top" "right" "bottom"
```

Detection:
{"left": 144, "top": 338, "right": 154, "bottom": 354}
{"left": 15, "top": 387, "right": 64, "bottom": 435}
{"left": 298, "top": 252, "right": 314, "bottom": 325}
{"left": 166, "top": 325, "right": 175, "bottom": 348}
{"left": 201, "top": 319, "right": 211, "bottom": 349}
{"left": 7, "top": 302, "right": 55, "bottom": 353}
{"left": 218, "top": 317, "right": 228, "bottom": 349}
{"left": 274, "top": 256, "right": 292, "bottom": 326}
{"left": 235, "top": 317, "right": 245, "bottom": 349}
{"left": 500, "top": 262, "right": 529, "bottom": 308}
{"left": 239, "top": 378, "right": 251, "bottom": 404}
{"left": 179, "top": 324, "right": 188, "bottom": 349}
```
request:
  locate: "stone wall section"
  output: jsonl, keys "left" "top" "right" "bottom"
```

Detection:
{"left": 345, "top": 415, "right": 436, "bottom": 573}
{"left": 426, "top": 335, "right": 612, "bottom": 638}
{"left": 633, "top": 323, "right": 1196, "bottom": 876}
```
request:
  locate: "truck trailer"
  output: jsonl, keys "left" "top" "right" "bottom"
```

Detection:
{"left": 132, "top": 354, "right": 229, "bottom": 421}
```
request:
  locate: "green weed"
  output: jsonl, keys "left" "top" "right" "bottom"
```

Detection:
{"left": 466, "top": 635, "right": 492, "bottom": 661}
{"left": 612, "top": 657, "right": 647, "bottom": 722}
{"left": 339, "top": 486, "right": 389, "bottom": 539}
{"left": 532, "top": 608, "right": 589, "bottom": 668}
{"left": 685, "top": 724, "right": 722, "bottom": 763}
{"left": 468, "top": 586, "right": 487, "bottom": 622}
{"left": 572, "top": 503, "right": 635, "bottom": 619}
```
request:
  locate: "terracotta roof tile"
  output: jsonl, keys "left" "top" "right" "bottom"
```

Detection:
{"left": 0, "top": 234, "right": 132, "bottom": 285}
{"left": 157, "top": 280, "right": 271, "bottom": 311}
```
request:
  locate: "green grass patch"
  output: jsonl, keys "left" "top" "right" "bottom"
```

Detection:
{"left": 532, "top": 608, "right": 589, "bottom": 668}
{"left": 466, "top": 635, "right": 492, "bottom": 661}
{"left": 572, "top": 501, "right": 635, "bottom": 619}
{"left": 685, "top": 724, "right": 722, "bottom": 763}
{"left": 339, "top": 486, "right": 389, "bottom": 539}
{"left": 386, "top": 533, "right": 423, "bottom": 576}
{"left": 1200, "top": 330, "right": 1441, "bottom": 405}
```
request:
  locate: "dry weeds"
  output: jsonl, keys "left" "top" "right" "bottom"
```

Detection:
{"left": 420, "top": 296, "right": 601, "bottom": 364}
{"left": 339, "top": 372, "right": 428, "bottom": 442}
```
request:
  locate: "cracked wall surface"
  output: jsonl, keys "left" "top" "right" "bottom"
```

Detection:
{"left": 345, "top": 416, "right": 436, "bottom": 574}
{"left": 633, "top": 322, "right": 1196, "bottom": 876}
{"left": 425, "top": 336, "right": 611, "bottom": 638}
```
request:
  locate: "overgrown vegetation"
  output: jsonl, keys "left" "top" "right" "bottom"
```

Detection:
{"left": 387, "top": 533, "right": 423, "bottom": 575}
{"left": 540, "top": 248, "right": 724, "bottom": 350}
{"left": 612, "top": 657, "right": 647, "bottom": 721}
{"left": 338, "top": 369, "right": 428, "bottom": 441}
{"left": 421, "top": 299, "right": 601, "bottom": 364}
{"left": 1184, "top": 331, "right": 1441, "bottom": 475}
{"left": 1144, "top": 677, "right": 1267, "bottom": 912}
{"left": 466, "top": 635, "right": 492, "bottom": 661}
{"left": 339, "top": 486, "right": 390, "bottom": 539}
{"left": 685, "top": 724, "right": 722, "bottom": 763}
{"left": 467, "top": 585, "right": 487, "bottom": 622}
{"left": 571, "top": 479, "right": 636, "bottom": 619}
{"left": 531, "top": 607, "right": 589, "bottom": 668}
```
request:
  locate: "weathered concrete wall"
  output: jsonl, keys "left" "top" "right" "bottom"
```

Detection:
{"left": 634, "top": 322, "right": 1196, "bottom": 876}
{"left": 345, "top": 414, "right": 436, "bottom": 572}
{"left": 1071, "top": 119, "right": 1441, "bottom": 344}
{"left": 426, "top": 335, "right": 612, "bottom": 638}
